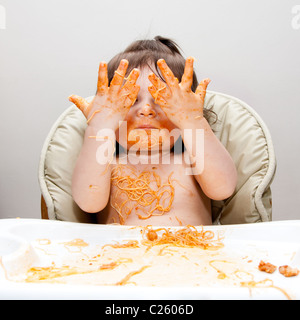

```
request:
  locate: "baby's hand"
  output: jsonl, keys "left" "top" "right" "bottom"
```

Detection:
{"left": 148, "top": 58, "right": 210, "bottom": 129}
{"left": 69, "top": 60, "right": 140, "bottom": 131}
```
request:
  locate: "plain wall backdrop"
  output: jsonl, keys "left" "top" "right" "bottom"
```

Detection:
{"left": 0, "top": 0, "right": 299, "bottom": 221}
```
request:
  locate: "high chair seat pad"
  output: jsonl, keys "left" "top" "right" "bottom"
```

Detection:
{"left": 38, "top": 91, "right": 276, "bottom": 224}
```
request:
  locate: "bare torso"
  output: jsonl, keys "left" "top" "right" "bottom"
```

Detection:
{"left": 97, "top": 153, "right": 212, "bottom": 226}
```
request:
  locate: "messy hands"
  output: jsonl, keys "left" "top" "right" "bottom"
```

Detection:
{"left": 148, "top": 58, "right": 210, "bottom": 130}
{"left": 69, "top": 59, "right": 140, "bottom": 131}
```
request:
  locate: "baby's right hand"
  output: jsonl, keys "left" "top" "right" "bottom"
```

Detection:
{"left": 69, "top": 59, "right": 140, "bottom": 131}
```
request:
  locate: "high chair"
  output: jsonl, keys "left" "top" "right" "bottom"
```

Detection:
{"left": 39, "top": 91, "right": 276, "bottom": 224}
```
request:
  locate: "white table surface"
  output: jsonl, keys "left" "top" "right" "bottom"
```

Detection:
{"left": 0, "top": 218, "right": 299, "bottom": 300}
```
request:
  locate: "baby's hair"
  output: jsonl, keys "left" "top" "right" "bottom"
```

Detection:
{"left": 108, "top": 36, "right": 197, "bottom": 92}
{"left": 107, "top": 36, "right": 216, "bottom": 123}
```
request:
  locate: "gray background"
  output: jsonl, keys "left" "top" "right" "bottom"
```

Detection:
{"left": 0, "top": 0, "right": 299, "bottom": 221}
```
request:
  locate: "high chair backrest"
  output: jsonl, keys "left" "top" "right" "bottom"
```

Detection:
{"left": 205, "top": 92, "right": 276, "bottom": 224}
{"left": 39, "top": 91, "right": 276, "bottom": 224}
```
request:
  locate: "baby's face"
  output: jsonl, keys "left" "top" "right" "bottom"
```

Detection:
{"left": 116, "top": 66, "right": 180, "bottom": 152}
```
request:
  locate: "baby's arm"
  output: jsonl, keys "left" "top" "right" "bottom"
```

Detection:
{"left": 148, "top": 58, "right": 237, "bottom": 201}
{"left": 70, "top": 60, "right": 140, "bottom": 212}
{"left": 181, "top": 117, "right": 237, "bottom": 200}
{"left": 71, "top": 124, "right": 116, "bottom": 212}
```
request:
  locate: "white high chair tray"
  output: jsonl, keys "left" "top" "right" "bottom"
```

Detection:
{"left": 0, "top": 218, "right": 299, "bottom": 300}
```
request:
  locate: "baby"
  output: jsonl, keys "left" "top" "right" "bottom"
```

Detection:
{"left": 69, "top": 36, "right": 237, "bottom": 226}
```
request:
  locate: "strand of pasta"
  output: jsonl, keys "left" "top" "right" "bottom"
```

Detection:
{"left": 110, "top": 165, "right": 175, "bottom": 224}
{"left": 153, "top": 85, "right": 167, "bottom": 104}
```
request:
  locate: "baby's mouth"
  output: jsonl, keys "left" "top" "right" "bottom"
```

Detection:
{"left": 128, "top": 127, "right": 163, "bottom": 150}
{"left": 135, "top": 125, "right": 159, "bottom": 130}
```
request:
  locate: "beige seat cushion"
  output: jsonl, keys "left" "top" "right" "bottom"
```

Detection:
{"left": 39, "top": 91, "right": 276, "bottom": 224}
{"left": 205, "top": 92, "right": 276, "bottom": 224}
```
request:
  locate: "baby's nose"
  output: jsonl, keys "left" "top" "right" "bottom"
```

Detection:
{"left": 137, "top": 104, "right": 156, "bottom": 117}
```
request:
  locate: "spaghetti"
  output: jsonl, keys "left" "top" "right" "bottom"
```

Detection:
{"left": 19, "top": 225, "right": 294, "bottom": 299}
{"left": 141, "top": 225, "right": 224, "bottom": 251}
{"left": 102, "top": 240, "right": 140, "bottom": 249}
{"left": 115, "top": 266, "right": 150, "bottom": 286}
{"left": 86, "top": 110, "right": 101, "bottom": 124}
{"left": 240, "top": 279, "right": 292, "bottom": 300}
{"left": 153, "top": 85, "right": 167, "bottom": 104}
{"left": 110, "top": 165, "right": 175, "bottom": 224}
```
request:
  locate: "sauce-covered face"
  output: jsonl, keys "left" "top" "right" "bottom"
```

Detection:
{"left": 116, "top": 66, "right": 180, "bottom": 153}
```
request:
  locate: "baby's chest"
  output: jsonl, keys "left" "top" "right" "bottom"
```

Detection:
{"left": 100, "top": 162, "right": 210, "bottom": 225}
{"left": 110, "top": 163, "right": 202, "bottom": 207}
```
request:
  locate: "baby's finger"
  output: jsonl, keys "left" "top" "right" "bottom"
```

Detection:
{"left": 121, "top": 69, "right": 140, "bottom": 108}
{"left": 123, "top": 84, "right": 140, "bottom": 108}
{"left": 195, "top": 78, "right": 211, "bottom": 103}
{"left": 69, "top": 95, "right": 90, "bottom": 117}
{"left": 157, "top": 59, "right": 179, "bottom": 90}
{"left": 148, "top": 73, "right": 171, "bottom": 99}
{"left": 110, "top": 59, "right": 129, "bottom": 94}
{"left": 122, "top": 68, "right": 140, "bottom": 92}
{"left": 180, "top": 57, "right": 194, "bottom": 92}
{"left": 148, "top": 73, "right": 163, "bottom": 89}
{"left": 148, "top": 85, "right": 169, "bottom": 108}
{"left": 97, "top": 62, "right": 108, "bottom": 96}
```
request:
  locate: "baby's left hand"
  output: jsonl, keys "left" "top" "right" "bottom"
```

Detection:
{"left": 148, "top": 58, "right": 210, "bottom": 129}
